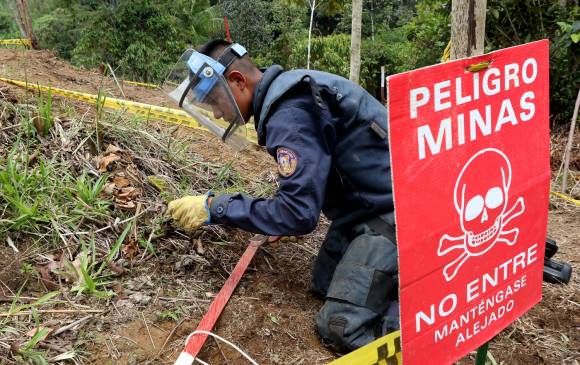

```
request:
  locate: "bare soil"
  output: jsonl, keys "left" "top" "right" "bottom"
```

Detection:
{"left": 0, "top": 48, "right": 578, "bottom": 365}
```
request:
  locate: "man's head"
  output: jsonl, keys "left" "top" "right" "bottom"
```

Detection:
{"left": 197, "top": 39, "right": 262, "bottom": 122}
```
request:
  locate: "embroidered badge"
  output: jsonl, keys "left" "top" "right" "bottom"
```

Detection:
{"left": 276, "top": 147, "right": 298, "bottom": 177}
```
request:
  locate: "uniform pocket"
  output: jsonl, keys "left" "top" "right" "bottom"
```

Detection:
{"left": 326, "top": 231, "right": 398, "bottom": 314}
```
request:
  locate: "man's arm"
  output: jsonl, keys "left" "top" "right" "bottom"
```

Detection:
{"left": 209, "top": 99, "right": 331, "bottom": 236}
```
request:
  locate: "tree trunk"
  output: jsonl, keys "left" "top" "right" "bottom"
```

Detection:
{"left": 349, "top": 0, "right": 363, "bottom": 83}
{"left": 561, "top": 88, "right": 580, "bottom": 193}
{"left": 370, "top": 0, "right": 375, "bottom": 42}
{"left": 450, "top": 0, "right": 486, "bottom": 59}
{"left": 307, "top": 0, "right": 316, "bottom": 69}
{"left": 10, "top": 0, "right": 39, "bottom": 49}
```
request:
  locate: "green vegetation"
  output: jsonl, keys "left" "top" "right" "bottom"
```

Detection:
{"left": 485, "top": 0, "right": 580, "bottom": 128}
{"left": 1, "top": 0, "right": 577, "bottom": 125}
{"left": 0, "top": 89, "right": 273, "bottom": 259}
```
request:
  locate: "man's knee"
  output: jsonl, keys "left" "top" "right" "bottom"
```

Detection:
{"left": 315, "top": 227, "right": 400, "bottom": 352}
{"left": 315, "top": 299, "right": 400, "bottom": 353}
{"left": 315, "top": 300, "right": 370, "bottom": 353}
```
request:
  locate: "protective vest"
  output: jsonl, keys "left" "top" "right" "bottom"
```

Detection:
{"left": 254, "top": 67, "right": 394, "bottom": 228}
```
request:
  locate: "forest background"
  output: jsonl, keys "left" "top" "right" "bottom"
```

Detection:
{"left": 0, "top": 0, "right": 578, "bottom": 128}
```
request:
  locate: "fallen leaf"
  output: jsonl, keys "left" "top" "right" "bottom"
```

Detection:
{"left": 103, "top": 182, "right": 116, "bottom": 195}
{"left": 112, "top": 175, "right": 131, "bottom": 188}
{"left": 97, "top": 154, "right": 120, "bottom": 172}
{"left": 50, "top": 351, "right": 77, "bottom": 361}
{"left": 117, "top": 187, "right": 141, "bottom": 200}
{"left": 268, "top": 314, "right": 280, "bottom": 325}
{"left": 36, "top": 266, "right": 59, "bottom": 291}
{"left": 105, "top": 144, "right": 122, "bottom": 154}
{"left": 122, "top": 238, "right": 139, "bottom": 259}
{"left": 115, "top": 200, "right": 136, "bottom": 210}
{"left": 25, "top": 326, "right": 53, "bottom": 341}
{"left": 107, "top": 261, "right": 125, "bottom": 275}
{"left": 194, "top": 239, "right": 206, "bottom": 255}
{"left": 112, "top": 283, "right": 126, "bottom": 299}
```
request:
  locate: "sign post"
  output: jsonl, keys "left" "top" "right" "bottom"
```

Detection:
{"left": 387, "top": 40, "right": 550, "bottom": 365}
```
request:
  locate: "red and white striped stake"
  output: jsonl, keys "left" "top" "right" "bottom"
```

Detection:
{"left": 174, "top": 235, "right": 268, "bottom": 365}
{"left": 224, "top": 16, "right": 232, "bottom": 43}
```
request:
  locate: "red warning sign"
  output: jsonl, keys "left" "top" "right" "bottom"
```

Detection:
{"left": 387, "top": 40, "right": 550, "bottom": 364}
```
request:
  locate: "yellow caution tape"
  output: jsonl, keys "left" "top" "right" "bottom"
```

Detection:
{"left": 466, "top": 61, "right": 492, "bottom": 72}
{"left": 440, "top": 41, "right": 451, "bottom": 63}
{"left": 550, "top": 191, "right": 580, "bottom": 206}
{"left": 0, "top": 77, "right": 258, "bottom": 144}
{"left": 328, "top": 331, "right": 401, "bottom": 365}
{"left": 122, "top": 80, "right": 158, "bottom": 89}
{"left": 0, "top": 39, "right": 31, "bottom": 47}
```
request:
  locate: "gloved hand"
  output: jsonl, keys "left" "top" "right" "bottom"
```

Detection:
{"left": 167, "top": 194, "right": 211, "bottom": 233}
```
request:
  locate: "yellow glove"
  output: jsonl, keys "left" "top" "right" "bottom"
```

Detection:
{"left": 167, "top": 194, "right": 211, "bottom": 233}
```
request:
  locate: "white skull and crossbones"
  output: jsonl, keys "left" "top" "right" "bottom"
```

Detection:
{"left": 438, "top": 148, "right": 525, "bottom": 281}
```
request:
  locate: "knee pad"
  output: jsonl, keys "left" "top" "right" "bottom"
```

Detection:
{"left": 327, "top": 233, "right": 398, "bottom": 314}
{"left": 316, "top": 312, "right": 351, "bottom": 353}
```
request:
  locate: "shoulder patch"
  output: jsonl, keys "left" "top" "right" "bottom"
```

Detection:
{"left": 276, "top": 147, "right": 298, "bottom": 177}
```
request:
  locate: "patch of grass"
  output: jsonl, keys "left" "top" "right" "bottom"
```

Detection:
{"left": 0, "top": 145, "right": 53, "bottom": 233}
{"left": 0, "top": 142, "right": 113, "bottom": 245}
{"left": 10, "top": 291, "right": 61, "bottom": 316}
{"left": 155, "top": 309, "right": 181, "bottom": 322}
{"left": 18, "top": 325, "right": 50, "bottom": 365}
{"left": 74, "top": 173, "right": 110, "bottom": 213}
{"left": 71, "top": 223, "right": 132, "bottom": 298}
{"left": 71, "top": 236, "right": 114, "bottom": 299}
{"left": 19, "top": 262, "right": 34, "bottom": 274}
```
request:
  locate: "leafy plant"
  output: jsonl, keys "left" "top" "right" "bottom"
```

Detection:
{"left": 156, "top": 309, "right": 181, "bottom": 322}
{"left": 20, "top": 262, "right": 34, "bottom": 274}
{"left": 70, "top": 223, "right": 132, "bottom": 298}
{"left": 75, "top": 173, "right": 109, "bottom": 212}
{"left": 71, "top": 236, "right": 114, "bottom": 298}
{"left": 69, "top": 0, "right": 222, "bottom": 83}
{"left": 18, "top": 326, "right": 51, "bottom": 365}
{"left": 0, "top": 146, "right": 52, "bottom": 233}
{"left": 10, "top": 291, "right": 61, "bottom": 315}
{"left": 288, "top": 34, "right": 351, "bottom": 78}
{"left": 486, "top": 0, "right": 580, "bottom": 128}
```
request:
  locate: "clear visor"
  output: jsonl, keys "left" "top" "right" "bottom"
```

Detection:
{"left": 162, "top": 49, "right": 248, "bottom": 150}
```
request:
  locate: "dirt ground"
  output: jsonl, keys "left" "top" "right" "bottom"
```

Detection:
{"left": 0, "top": 48, "right": 578, "bottom": 365}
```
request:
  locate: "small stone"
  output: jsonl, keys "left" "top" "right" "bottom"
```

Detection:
{"left": 129, "top": 293, "right": 152, "bottom": 306}
{"left": 116, "top": 299, "right": 135, "bottom": 309}
{"left": 175, "top": 255, "right": 196, "bottom": 271}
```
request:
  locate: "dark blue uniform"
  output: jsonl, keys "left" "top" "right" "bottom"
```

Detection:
{"left": 209, "top": 65, "right": 399, "bottom": 352}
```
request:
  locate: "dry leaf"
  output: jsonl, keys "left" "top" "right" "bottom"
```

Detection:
{"left": 112, "top": 175, "right": 131, "bottom": 188}
{"left": 103, "top": 182, "right": 116, "bottom": 195}
{"left": 194, "top": 239, "right": 206, "bottom": 255}
{"left": 122, "top": 238, "right": 139, "bottom": 259}
{"left": 36, "top": 265, "right": 59, "bottom": 291}
{"left": 105, "top": 144, "right": 122, "bottom": 154}
{"left": 107, "top": 261, "right": 125, "bottom": 275}
{"left": 116, "top": 200, "right": 136, "bottom": 210}
{"left": 112, "top": 283, "right": 126, "bottom": 299}
{"left": 97, "top": 154, "right": 120, "bottom": 172}
{"left": 117, "top": 187, "right": 141, "bottom": 200}
{"left": 25, "top": 326, "right": 53, "bottom": 341}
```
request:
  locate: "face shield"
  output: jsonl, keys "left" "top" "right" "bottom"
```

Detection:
{"left": 163, "top": 44, "right": 249, "bottom": 150}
